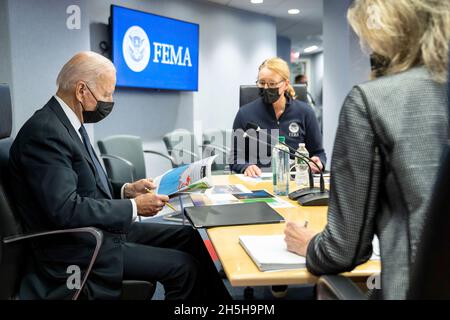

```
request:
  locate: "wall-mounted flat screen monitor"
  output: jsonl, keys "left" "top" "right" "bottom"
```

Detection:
{"left": 111, "top": 5, "right": 199, "bottom": 91}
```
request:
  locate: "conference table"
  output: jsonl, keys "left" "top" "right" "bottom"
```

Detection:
{"left": 205, "top": 174, "right": 381, "bottom": 288}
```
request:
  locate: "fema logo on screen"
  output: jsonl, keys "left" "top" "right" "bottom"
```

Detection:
{"left": 122, "top": 26, "right": 151, "bottom": 72}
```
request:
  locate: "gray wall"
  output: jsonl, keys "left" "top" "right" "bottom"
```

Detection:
{"left": 0, "top": 0, "right": 12, "bottom": 87}
{"left": 299, "top": 52, "right": 324, "bottom": 106}
{"left": 89, "top": 0, "right": 276, "bottom": 176}
{"left": 322, "top": 0, "right": 370, "bottom": 169}
{"left": 0, "top": 0, "right": 13, "bottom": 148}
{"left": 310, "top": 52, "right": 324, "bottom": 106}
{"left": 277, "top": 36, "right": 291, "bottom": 64}
{"left": 1, "top": 0, "right": 276, "bottom": 177}
{"left": 4, "top": 0, "right": 91, "bottom": 135}
{"left": 88, "top": 0, "right": 197, "bottom": 173}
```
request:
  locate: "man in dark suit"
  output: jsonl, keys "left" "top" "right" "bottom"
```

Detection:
{"left": 8, "top": 51, "right": 230, "bottom": 300}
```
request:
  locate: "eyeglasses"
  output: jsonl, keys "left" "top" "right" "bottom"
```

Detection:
{"left": 256, "top": 80, "right": 285, "bottom": 89}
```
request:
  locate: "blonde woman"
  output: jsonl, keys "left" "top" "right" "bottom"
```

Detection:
{"left": 230, "top": 57, "right": 326, "bottom": 177}
{"left": 284, "top": 0, "right": 449, "bottom": 299}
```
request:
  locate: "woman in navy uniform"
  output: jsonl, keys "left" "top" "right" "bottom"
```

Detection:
{"left": 231, "top": 57, "right": 326, "bottom": 177}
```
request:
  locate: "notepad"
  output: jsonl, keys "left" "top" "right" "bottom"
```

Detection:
{"left": 239, "top": 235, "right": 306, "bottom": 272}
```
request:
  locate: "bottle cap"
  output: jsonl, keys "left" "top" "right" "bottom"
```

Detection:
{"left": 279, "top": 136, "right": 286, "bottom": 143}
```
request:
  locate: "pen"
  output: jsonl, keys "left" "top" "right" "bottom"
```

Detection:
{"left": 304, "top": 220, "right": 309, "bottom": 228}
{"left": 144, "top": 187, "right": 177, "bottom": 212}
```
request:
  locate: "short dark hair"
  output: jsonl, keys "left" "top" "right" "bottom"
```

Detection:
{"left": 295, "top": 74, "right": 307, "bottom": 84}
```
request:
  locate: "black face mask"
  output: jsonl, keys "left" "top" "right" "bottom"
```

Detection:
{"left": 370, "top": 52, "right": 390, "bottom": 78}
{"left": 259, "top": 87, "right": 281, "bottom": 105}
{"left": 81, "top": 85, "right": 114, "bottom": 123}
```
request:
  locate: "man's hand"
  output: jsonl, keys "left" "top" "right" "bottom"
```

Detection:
{"left": 309, "top": 156, "right": 323, "bottom": 174}
{"left": 124, "top": 178, "right": 156, "bottom": 199}
{"left": 284, "top": 221, "right": 318, "bottom": 256}
{"left": 135, "top": 193, "right": 169, "bottom": 217}
{"left": 244, "top": 165, "right": 262, "bottom": 177}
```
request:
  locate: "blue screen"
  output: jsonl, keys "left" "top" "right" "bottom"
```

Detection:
{"left": 111, "top": 5, "right": 199, "bottom": 91}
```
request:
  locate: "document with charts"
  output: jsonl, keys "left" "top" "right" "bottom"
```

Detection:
{"left": 154, "top": 156, "right": 217, "bottom": 197}
{"left": 239, "top": 235, "right": 306, "bottom": 272}
{"left": 190, "top": 189, "right": 295, "bottom": 208}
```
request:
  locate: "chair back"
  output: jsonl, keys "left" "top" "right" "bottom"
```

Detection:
{"left": 239, "top": 84, "right": 308, "bottom": 108}
{"left": 163, "top": 129, "right": 200, "bottom": 165}
{"left": 202, "top": 129, "right": 232, "bottom": 171}
{"left": 0, "top": 84, "right": 25, "bottom": 299}
{"left": 97, "top": 135, "right": 146, "bottom": 183}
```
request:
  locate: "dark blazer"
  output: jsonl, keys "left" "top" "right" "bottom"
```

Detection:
{"left": 306, "top": 67, "right": 449, "bottom": 299}
{"left": 9, "top": 97, "right": 133, "bottom": 299}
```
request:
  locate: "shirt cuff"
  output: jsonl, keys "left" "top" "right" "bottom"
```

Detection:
{"left": 121, "top": 183, "right": 128, "bottom": 199}
{"left": 130, "top": 199, "right": 138, "bottom": 222}
{"left": 122, "top": 184, "right": 138, "bottom": 222}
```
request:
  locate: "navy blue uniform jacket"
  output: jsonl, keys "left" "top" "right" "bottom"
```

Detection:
{"left": 230, "top": 96, "right": 326, "bottom": 173}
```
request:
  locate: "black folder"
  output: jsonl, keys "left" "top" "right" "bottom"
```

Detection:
{"left": 184, "top": 202, "right": 285, "bottom": 228}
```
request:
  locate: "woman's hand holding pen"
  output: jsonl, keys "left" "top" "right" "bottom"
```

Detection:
{"left": 284, "top": 221, "right": 318, "bottom": 257}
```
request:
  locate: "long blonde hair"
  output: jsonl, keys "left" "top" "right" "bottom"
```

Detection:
{"left": 259, "top": 57, "right": 297, "bottom": 98}
{"left": 348, "top": 0, "right": 450, "bottom": 83}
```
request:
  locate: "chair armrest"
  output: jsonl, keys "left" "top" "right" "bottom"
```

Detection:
{"left": 168, "top": 148, "right": 200, "bottom": 161}
{"left": 316, "top": 275, "right": 367, "bottom": 300}
{"left": 100, "top": 154, "right": 136, "bottom": 182}
{"left": 202, "top": 143, "right": 230, "bottom": 154}
{"left": 143, "top": 150, "right": 178, "bottom": 168}
{"left": 3, "top": 227, "right": 103, "bottom": 300}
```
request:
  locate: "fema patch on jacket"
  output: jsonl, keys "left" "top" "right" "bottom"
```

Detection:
{"left": 289, "top": 122, "right": 300, "bottom": 137}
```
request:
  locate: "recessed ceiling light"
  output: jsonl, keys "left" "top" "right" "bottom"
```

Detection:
{"left": 251, "top": 0, "right": 264, "bottom": 4}
{"left": 288, "top": 9, "right": 300, "bottom": 15}
{"left": 304, "top": 45, "right": 319, "bottom": 53}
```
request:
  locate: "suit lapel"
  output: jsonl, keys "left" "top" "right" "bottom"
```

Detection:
{"left": 47, "top": 97, "right": 112, "bottom": 199}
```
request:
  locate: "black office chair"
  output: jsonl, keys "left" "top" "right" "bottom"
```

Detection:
{"left": 0, "top": 84, "right": 154, "bottom": 300}
{"left": 239, "top": 84, "right": 308, "bottom": 108}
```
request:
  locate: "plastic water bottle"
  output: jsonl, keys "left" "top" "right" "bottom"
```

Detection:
{"left": 295, "top": 143, "right": 310, "bottom": 188}
{"left": 223, "top": 164, "right": 231, "bottom": 175}
{"left": 272, "top": 136, "right": 290, "bottom": 196}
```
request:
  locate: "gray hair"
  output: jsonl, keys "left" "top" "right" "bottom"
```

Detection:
{"left": 56, "top": 51, "right": 116, "bottom": 91}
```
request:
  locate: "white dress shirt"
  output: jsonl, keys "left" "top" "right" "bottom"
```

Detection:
{"left": 54, "top": 95, "right": 138, "bottom": 221}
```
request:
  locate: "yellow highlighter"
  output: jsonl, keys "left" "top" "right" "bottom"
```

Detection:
{"left": 144, "top": 187, "right": 177, "bottom": 212}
